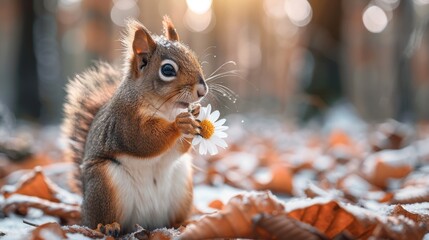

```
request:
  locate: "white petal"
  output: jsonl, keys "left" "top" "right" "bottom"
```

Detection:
{"left": 197, "top": 108, "right": 206, "bottom": 121}
{"left": 199, "top": 140, "right": 207, "bottom": 155}
{"left": 209, "top": 110, "right": 220, "bottom": 122}
{"left": 192, "top": 136, "right": 202, "bottom": 145}
{"left": 207, "top": 141, "right": 218, "bottom": 155}
{"left": 216, "top": 126, "right": 229, "bottom": 131}
{"left": 206, "top": 104, "right": 212, "bottom": 115}
{"left": 211, "top": 135, "right": 228, "bottom": 148}
{"left": 214, "top": 131, "right": 227, "bottom": 138}
{"left": 214, "top": 118, "right": 226, "bottom": 127}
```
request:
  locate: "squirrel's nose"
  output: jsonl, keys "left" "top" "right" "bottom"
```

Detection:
{"left": 196, "top": 77, "right": 207, "bottom": 99}
{"left": 197, "top": 84, "right": 207, "bottom": 98}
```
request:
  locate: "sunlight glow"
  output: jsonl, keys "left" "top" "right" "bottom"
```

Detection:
{"left": 284, "top": 0, "right": 313, "bottom": 27}
{"left": 110, "top": 0, "right": 139, "bottom": 27}
{"left": 184, "top": 9, "right": 213, "bottom": 32}
{"left": 186, "top": 0, "right": 212, "bottom": 14}
{"left": 263, "top": 0, "right": 287, "bottom": 19}
{"left": 413, "top": 0, "right": 429, "bottom": 5}
{"left": 58, "top": 0, "right": 81, "bottom": 11}
{"left": 363, "top": 5, "right": 388, "bottom": 33}
{"left": 375, "top": 0, "right": 400, "bottom": 10}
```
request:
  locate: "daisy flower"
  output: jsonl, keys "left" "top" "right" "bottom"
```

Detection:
{"left": 192, "top": 104, "right": 228, "bottom": 155}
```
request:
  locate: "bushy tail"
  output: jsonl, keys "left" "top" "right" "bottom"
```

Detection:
{"left": 62, "top": 62, "right": 121, "bottom": 193}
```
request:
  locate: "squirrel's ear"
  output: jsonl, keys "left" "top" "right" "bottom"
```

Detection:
{"left": 132, "top": 27, "right": 156, "bottom": 56}
{"left": 132, "top": 27, "right": 156, "bottom": 74}
{"left": 163, "top": 16, "right": 179, "bottom": 41}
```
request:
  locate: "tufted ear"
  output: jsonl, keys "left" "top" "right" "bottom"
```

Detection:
{"left": 133, "top": 27, "right": 156, "bottom": 56}
{"left": 132, "top": 25, "right": 157, "bottom": 75}
{"left": 163, "top": 15, "right": 179, "bottom": 41}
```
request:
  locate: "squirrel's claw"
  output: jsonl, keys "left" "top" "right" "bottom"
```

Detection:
{"left": 190, "top": 103, "right": 201, "bottom": 118}
{"left": 176, "top": 112, "right": 201, "bottom": 136}
{"left": 96, "top": 222, "right": 121, "bottom": 237}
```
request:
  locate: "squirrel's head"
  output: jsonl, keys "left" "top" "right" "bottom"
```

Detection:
{"left": 122, "top": 16, "right": 207, "bottom": 110}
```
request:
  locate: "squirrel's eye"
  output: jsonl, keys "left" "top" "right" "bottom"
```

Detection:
{"left": 161, "top": 64, "right": 175, "bottom": 77}
{"left": 159, "top": 59, "right": 178, "bottom": 82}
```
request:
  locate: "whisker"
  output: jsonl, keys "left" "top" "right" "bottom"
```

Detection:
{"left": 199, "top": 46, "right": 217, "bottom": 63}
{"left": 201, "top": 46, "right": 216, "bottom": 57}
{"left": 208, "top": 61, "right": 237, "bottom": 78}
{"left": 149, "top": 89, "right": 182, "bottom": 119}
{"left": 209, "top": 83, "right": 237, "bottom": 96}
{"left": 206, "top": 70, "right": 242, "bottom": 82}
{"left": 208, "top": 84, "right": 238, "bottom": 104}
{"left": 204, "top": 91, "right": 222, "bottom": 105}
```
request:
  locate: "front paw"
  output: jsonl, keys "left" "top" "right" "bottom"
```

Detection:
{"left": 96, "top": 222, "right": 121, "bottom": 237}
{"left": 190, "top": 103, "right": 201, "bottom": 118}
{"left": 175, "top": 112, "right": 200, "bottom": 136}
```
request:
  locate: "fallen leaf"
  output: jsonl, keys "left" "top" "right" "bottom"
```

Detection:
{"left": 371, "top": 215, "right": 427, "bottom": 240}
{"left": 253, "top": 212, "right": 327, "bottom": 240}
{"left": 207, "top": 199, "right": 224, "bottom": 210}
{"left": 364, "top": 152, "right": 413, "bottom": 189}
{"left": 62, "top": 225, "right": 105, "bottom": 239}
{"left": 3, "top": 194, "right": 80, "bottom": 224}
{"left": 2, "top": 166, "right": 80, "bottom": 206}
{"left": 31, "top": 222, "right": 67, "bottom": 240}
{"left": 179, "top": 191, "right": 285, "bottom": 239}
{"left": 391, "top": 186, "right": 429, "bottom": 204}
{"left": 287, "top": 200, "right": 355, "bottom": 238}
{"left": 130, "top": 226, "right": 180, "bottom": 240}
{"left": 253, "top": 164, "right": 293, "bottom": 194}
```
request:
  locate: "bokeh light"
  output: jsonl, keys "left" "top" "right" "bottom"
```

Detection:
{"left": 62, "top": 28, "right": 85, "bottom": 55}
{"left": 363, "top": 5, "right": 389, "bottom": 33}
{"left": 237, "top": 28, "right": 262, "bottom": 70}
{"left": 186, "top": 0, "right": 212, "bottom": 14}
{"left": 414, "top": 0, "right": 429, "bottom": 5}
{"left": 58, "top": 0, "right": 81, "bottom": 10}
{"left": 376, "top": 0, "right": 400, "bottom": 10}
{"left": 184, "top": 8, "right": 214, "bottom": 32}
{"left": 263, "top": 0, "right": 287, "bottom": 19}
{"left": 110, "top": 0, "right": 139, "bottom": 27}
{"left": 284, "top": 0, "right": 312, "bottom": 27}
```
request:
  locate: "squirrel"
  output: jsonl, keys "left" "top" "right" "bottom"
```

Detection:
{"left": 62, "top": 16, "right": 207, "bottom": 234}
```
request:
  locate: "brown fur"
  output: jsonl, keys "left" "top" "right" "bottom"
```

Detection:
{"left": 62, "top": 62, "right": 121, "bottom": 193}
{"left": 80, "top": 161, "right": 118, "bottom": 226}
{"left": 163, "top": 16, "right": 179, "bottom": 41}
{"left": 62, "top": 17, "right": 207, "bottom": 232}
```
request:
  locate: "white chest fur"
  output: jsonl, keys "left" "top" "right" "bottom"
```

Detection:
{"left": 107, "top": 149, "right": 192, "bottom": 232}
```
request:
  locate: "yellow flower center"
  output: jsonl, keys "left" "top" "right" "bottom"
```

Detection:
{"left": 200, "top": 119, "right": 215, "bottom": 139}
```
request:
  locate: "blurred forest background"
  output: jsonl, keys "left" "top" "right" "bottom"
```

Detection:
{"left": 1, "top": 0, "right": 429, "bottom": 125}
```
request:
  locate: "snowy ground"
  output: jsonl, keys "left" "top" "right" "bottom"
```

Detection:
{"left": 1, "top": 104, "right": 429, "bottom": 239}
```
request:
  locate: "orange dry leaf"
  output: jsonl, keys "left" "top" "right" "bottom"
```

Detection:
{"left": 370, "top": 158, "right": 412, "bottom": 188}
{"left": 3, "top": 167, "right": 59, "bottom": 202}
{"left": 372, "top": 215, "right": 427, "bottom": 240}
{"left": 287, "top": 200, "right": 355, "bottom": 238}
{"left": 363, "top": 149, "right": 414, "bottom": 189}
{"left": 0, "top": 154, "right": 53, "bottom": 187}
{"left": 208, "top": 199, "right": 224, "bottom": 210}
{"left": 31, "top": 222, "right": 67, "bottom": 240}
{"left": 179, "top": 191, "right": 285, "bottom": 240}
{"left": 2, "top": 166, "right": 80, "bottom": 205}
{"left": 32, "top": 222, "right": 109, "bottom": 239}
{"left": 253, "top": 213, "right": 327, "bottom": 240}
{"left": 132, "top": 228, "right": 180, "bottom": 240}
{"left": 391, "top": 205, "right": 423, "bottom": 223}
{"left": 391, "top": 186, "right": 429, "bottom": 204}
{"left": 253, "top": 164, "right": 293, "bottom": 194}
{"left": 3, "top": 194, "right": 81, "bottom": 224}
{"left": 62, "top": 225, "right": 105, "bottom": 239}
{"left": 328, "top": 130, "right": 352, "bottom": 148}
